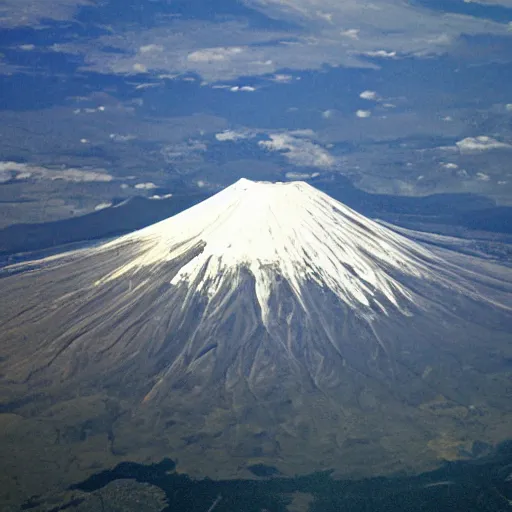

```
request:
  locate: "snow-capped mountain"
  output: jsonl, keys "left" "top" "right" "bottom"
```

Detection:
{"left": 96, "top": 178, "right": 449, "bottom": 321}
{"left": 0, "top": 179, "right": 511, "bottom": 497}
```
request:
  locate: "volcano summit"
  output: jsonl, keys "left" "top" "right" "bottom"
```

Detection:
{"left": 0, "top": 179, "right": 511, "bottom": 503}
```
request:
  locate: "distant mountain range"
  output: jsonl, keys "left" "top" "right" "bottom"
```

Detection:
{"left": 2, "top": 174, "right": 512, "bottom": 260}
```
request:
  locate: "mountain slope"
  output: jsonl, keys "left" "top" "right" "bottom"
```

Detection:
{"left": 0, "top": 179, "right": 511, "bottom": 504}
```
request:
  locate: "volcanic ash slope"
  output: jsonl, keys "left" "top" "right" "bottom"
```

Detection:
{"left": 0, "top": 178, "right": 511, "bottom": 490}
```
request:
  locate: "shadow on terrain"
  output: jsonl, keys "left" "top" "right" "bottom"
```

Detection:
{"left": 24, "top": 441, "right": 512, "bottom": 512}
{"left": 0, "top": 191, "right": 209, "bottom": 259}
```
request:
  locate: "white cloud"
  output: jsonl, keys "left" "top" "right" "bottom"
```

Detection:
{"left": 0, "top": 161, "right": 114, "bottom": 182}
{"left": 94, "top": 202, "right": 112, "bottom": 211}
{"left": 356, "top": 110, "right": 372, "bottom": 118}
{"left": 133, "top": 63, "right": 148, "bottom": 73}
{"left": 230, "top": 85, "right": 256, "bottom": 92}
{"left": 476, "top": 172, "right": 490, "bottom": 181}
{"left": 290, "top": 129, "right": 316, "bottom": 137}
{"left": 134, "top": 182, "right": 157, "bottom": 190}
{"left": 73, "top": 105, "right": 106, "bottom": 115}
{"left": 360, "top": 90, "right": 379, "bottom": 101}
{"left": 57, "top": 0, "right": 512, "bottom": 82}
{"left": 271, "top": 74, "right": 294, "bottom": 83}
{"left": 362, "top": 50, "right": 397, "bottom": 58}
{"left": 258, "top": 132, "right": 335, "bottom": 168}
{"left": 456, "top": 136, "right": 512, "bottom": 153}
{"left": 215, "top": 130, "right": 254, "bottom": 142}
{"left": 463, "top": 0, "right": 512, "bottom": 6}
{"left": 341, "top": 29, "right": 360, "bottom": 40}
{"left": 188, "top": 47, "right": 244, "bottom": 63}
{"left": 316, "top": 11, "right": 334, "bottom": 23}
{"left": 139, "top": 44, "right": 164, "bottom": 54}
{"left": 0, "top": 0, "right": 91, "bottom": 28}
{"left": 135, "top": 82, "right": 161, "bottom": 90}
{"left": 109, "top": 133, "right": 137, "bottom": 142}
{"left": 441, "top": 162, "right": 459, "bottom": 170}
{"left": 54, "top": 168, "right": 113, "bottom": 182}
{"left": 150, "top": 193, "right": 173, "bottom": 200}
{"left": 506, "top": 104, "right": 512, "bottom": 111}
{"left": 19, "top": 44, "right": 35, "bottom": 51}
{"left": 285, "top": 171, "right": 320, "bottom": 180}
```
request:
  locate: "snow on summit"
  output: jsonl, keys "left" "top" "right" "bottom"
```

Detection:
{"left": 93, "top": 178, "right": 455, "bottom": 321}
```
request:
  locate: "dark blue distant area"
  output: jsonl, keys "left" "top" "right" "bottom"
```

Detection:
{"left": 0, "top": 20, "right": 109, "bottom": 47}
{"left": 159, "top": 0, "right": 300, "bottom": 30}
{"left": 314, "top": 175, "right": 512, "bottom": 236}
{"left": 1, "top": 47, "right": 81, "bottom": 72}
{"left": 0, "top": 71, "right": 123, "bottom": 110}
{"left": 140, "top": 67, "right": 376, "bottom": 126}
{"left": 0, "top": 190, "right": 210, "bottom": 259}
{"left": 76, "top": 0, "right": 299, "bottom": 31}
{"left": 137, "top": 55, "right": 512, "bottom": 127}
{"left": 0, "top": 66, "right": 156, "bottom": 110}
{"left": 76, "top": 0, "right": 178, "bottom": 28}
{"left": 2, "top": 30, "right": 511, "bottom": 117}
{"left": 456, "top": 33, "right": 512, "bottom": 66}
{"left": 370, "top": 54, "right": 512, "bottom": 107}
{"left": 411, "top": 0, "right": 512, "bottom": 22}
{"left": 0, "top": 73, "right": 81, "bottom": 111}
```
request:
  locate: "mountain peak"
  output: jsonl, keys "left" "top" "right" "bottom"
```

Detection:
{"left": 1, "top": 179, "right": 511, "bottom": 489}
{"left": 96, "top": 178, "right": 445, "bottom": 323}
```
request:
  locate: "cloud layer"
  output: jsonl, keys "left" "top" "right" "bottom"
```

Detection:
{"left": 0, "top": 161, "right": 114, "bottom": 183}
{"left": 258, "top": 132, "right": 335, "bottom": 168}
{"left": 0, "top": 0, "right": 91, "bottom": 28}
{"left": 40, "top": 0, "right": 511, "bottom": 81}
{"left": 456, "top": 136, "right": 512, "bottom": 153}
